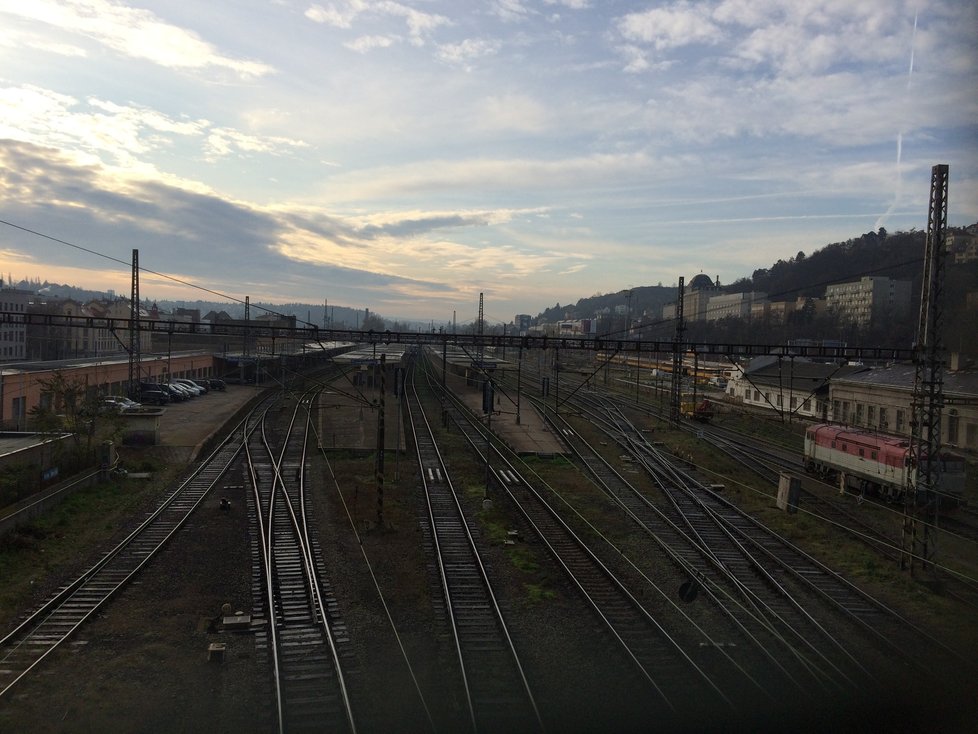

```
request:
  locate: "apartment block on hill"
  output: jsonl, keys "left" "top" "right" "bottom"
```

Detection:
{"left": 824, "top": 276, "right": 911, "bottom": 328}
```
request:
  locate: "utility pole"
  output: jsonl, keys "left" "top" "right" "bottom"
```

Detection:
{"left": 903, "top": 164, "right": 950, "bottom": 573}
{"left": 128, "top": 248, "right": 140, "bottom": 398}
{"left": 376, "top": 353, "right": 386, "bottom": 528}
{"left": 477, "top": 292, "right": 484, "bottom": 365}
{"left": 671, "top": 277, "right": 686, "bottom": 425}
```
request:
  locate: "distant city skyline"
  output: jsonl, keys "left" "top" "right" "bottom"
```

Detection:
{"left": 1, "top": 1, "right": 975, "bottom": 322}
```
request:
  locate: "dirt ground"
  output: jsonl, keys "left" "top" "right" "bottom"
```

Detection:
{"left": 2, "top": 378, "right": 976, "bottom": 733}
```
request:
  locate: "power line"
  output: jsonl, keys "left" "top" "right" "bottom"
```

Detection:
{"left": 0, "top": 217, "right": 317, "bottom": 327}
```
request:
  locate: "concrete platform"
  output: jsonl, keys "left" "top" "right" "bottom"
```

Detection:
{"left": 152, "top": 373, "right": 563, "bottom": 460}
{"left": 156, "top": 385, "right": 262, "bottom": 461}
{"left": 442, "top": 370, "right": 566, "bottom": 457}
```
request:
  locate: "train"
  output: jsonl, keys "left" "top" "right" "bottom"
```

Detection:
{"left": 803, "top": 423, "right": 967, "bottom": 503}
{"left": 680, "top": 397, "right": 715, "bottom": 422}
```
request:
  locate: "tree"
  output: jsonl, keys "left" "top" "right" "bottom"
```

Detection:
{"left": 361, "top": 312, "right": 385, "bottom": 331}
{"left": 28, "top": 371, "right": 124, "bottom": 456}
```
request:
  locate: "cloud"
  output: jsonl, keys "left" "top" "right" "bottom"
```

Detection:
{"left": 0, "top": 0, "right": 273, "bottom": 78}
{"left": 437, "top": 38, "right": 501, "bottom": 66}
{"left": 0, "top": 84, "right": 308, "bottom": 171}
{"left": 0, "top": 140, "right": 591, "bottom": 316}
{"left": 317, "top": 152, "right": 661, "bottom": 202}
{"left": 305, "top": 1, "right": 449, "bottom": 46}
{"left": 618, "top": 2, "right": 724, "bottom": 51}
{"left": 490, "top": 1, "right": 534, "bottom": 23}
{"left": 475, "top": 94, "right": 550, "bottom": 133}
{"left": 345, "top": 35, "right": 397, "bottom": 53}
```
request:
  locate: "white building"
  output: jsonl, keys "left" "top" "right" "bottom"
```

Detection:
{"left": 824, "top": 276, "right": 912, "bottom": 327}
{"left": 706, "top": 291, "right": 768, "bottom": 321}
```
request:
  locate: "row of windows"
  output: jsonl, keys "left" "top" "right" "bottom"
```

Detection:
{"left": 834, "top": 400, "right": 977, "bottom": 448}
{"left": 0, "top": 302, "right": 26, "bottom": 311}
{"left": 743, "top": 388, "right": 818, "bottom": 413}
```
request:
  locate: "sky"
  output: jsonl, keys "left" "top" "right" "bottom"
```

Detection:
{"left": 0, "top": 0, "right": 975, "bottom": 324}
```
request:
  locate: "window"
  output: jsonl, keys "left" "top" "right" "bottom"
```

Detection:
{"left": 879, "top": 407, "right": 888, "bottom": 429}
{"left": 803, "top": 399, "right": 811, "bottom": 412}
{"left": 948, "top": 409, "right": 959, "bottom": 445}
{"left": 967, "top": 423, "right": 977, "bottom": 449}
{"left": 867, "top": 406, "right": 876, "bottom": 425}
{"left": 842, "top": 401, "right": 850, "bottom": 423}
{"left": 855, "top": 404, "right": 863, "bottom": 424}
{"left": 896, "top": 409, "right": 905, "bottom": 433}
{"left": 871, "top": 451, "right": 878, "bottom": 459}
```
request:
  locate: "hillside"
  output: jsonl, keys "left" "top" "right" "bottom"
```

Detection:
{"left": 533, "top": 226, "right": 978, "bottom": 356}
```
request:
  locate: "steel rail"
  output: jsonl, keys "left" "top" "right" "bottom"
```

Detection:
{"left": 247, "top": 388, "right": 356, "bottom": 734}
{"left": 0, "top": 406, "right": 253, "bottom": 699}
{"left": 422, "top": 358, "right": 743, "bottom": 712}
{"left": 406, "top": 362, "right": 544, "bottom": 734}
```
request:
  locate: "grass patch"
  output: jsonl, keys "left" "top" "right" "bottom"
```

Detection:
{"left": 0, "top": 471, "right": 173, "bottom": 625}
{"left": 508, "top": 545, "right": 540, "bottom": 574}
{"left": 523, "top": 583, "right": 556, "bottom": 603}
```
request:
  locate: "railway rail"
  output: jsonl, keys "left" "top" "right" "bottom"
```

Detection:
{"left": 418, "top": 356, "right": 745, "bottom": 723}
{"left": 0, "top": 413, "right": 248, "bottom": 699}
{"left": 245, "top": 389, "right": 356, "bottom": 734}
{"left": 576, "top": 397, "right": 966, "bottom": 673}
{"left": 406, "top": 360, "right": 544, "bottom": 734}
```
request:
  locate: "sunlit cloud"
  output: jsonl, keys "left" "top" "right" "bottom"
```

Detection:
{"left": 0, "top": 0, "right": 273, "bottom": 78}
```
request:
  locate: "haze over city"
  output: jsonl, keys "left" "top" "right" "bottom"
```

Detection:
{"left": 1, "top": 0, "right": 976, "bottom": 322}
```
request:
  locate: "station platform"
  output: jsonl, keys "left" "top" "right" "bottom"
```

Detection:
{"left": 442, "top": 370, "right": 566, "bottom": 457}
{"left": 153, "top": 371, "right": 565, "bottom": 460}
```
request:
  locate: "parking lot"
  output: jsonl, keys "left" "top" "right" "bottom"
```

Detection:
{"left": 154, "top": 384, "right": 261, "bottom": 460}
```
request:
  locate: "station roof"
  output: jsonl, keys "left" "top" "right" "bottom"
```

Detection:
{"left": 833, "top": 364, "right": 978, "bottom": 398}
{"left": 0, "top": 432, "right": 72, "bottom": 458}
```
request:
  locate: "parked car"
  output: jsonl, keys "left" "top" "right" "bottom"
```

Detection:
{"left": 208, "top": 378, "right": 226, "bottom": 391}
{"left": 172, "top": 379, "right": 202, "bottom": 396}
{"left": 101, "top": 396, "right": 141, "bottom": 412}
{"left": 162, "top": 383, "right": 190, "bottom": 401}
{"left": 139, "top": 384, "right": 170, "bottom": 406}
{"left": 190, "top": 379, "right": 211, "bottom": 393}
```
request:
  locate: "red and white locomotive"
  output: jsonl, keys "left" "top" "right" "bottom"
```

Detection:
{"left": 803, "top": 424, "right": 967, "bottom": 502}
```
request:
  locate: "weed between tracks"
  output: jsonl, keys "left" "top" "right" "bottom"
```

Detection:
{"left": 0, "top": 459, "right": 175, "bottom": 628}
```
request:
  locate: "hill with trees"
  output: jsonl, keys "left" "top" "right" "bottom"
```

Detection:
{"left": 533, "top": 225, "right": 978, "bottom": 358}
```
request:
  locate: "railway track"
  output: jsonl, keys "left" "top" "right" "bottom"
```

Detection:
{"left": 405, "top": 361, "right": 544, "bottom": 734}
{"left": 245, "top": 390, "right": 356, "bottom": 734}
{"left": 580, "top": 398, "right": 966, "bottom": 674}
{"left": 418, "top": 357, "right": 745, "bottom": 722}
{"left": 0, "top": 414, "right": 247, "bottom": 699}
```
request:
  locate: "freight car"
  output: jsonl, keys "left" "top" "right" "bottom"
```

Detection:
{"left": 803, "top": 424, "right": 967, "bottom": 503}
{"left": 681, "top": 397, "right": 715, "bottom": 422}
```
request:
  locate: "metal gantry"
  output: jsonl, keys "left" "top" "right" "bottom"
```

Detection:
{"left": 670, "top": 276, "right": 686, "bottom": 424}
{"left": 127, "top": 248, "right": 140, "bottom": 397}
{"left": 904, "top": 163, "right": 950, "bottom": 572}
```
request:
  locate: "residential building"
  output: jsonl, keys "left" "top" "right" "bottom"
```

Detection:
{"left": 829, "top": 359, "right": 978, "bottom": 451}
{"left": 0, "top": 284, "right": 30, "bottom": 362}
{"left": 662, "top": 273, "right": 720, "bottom": 323}
{"left": 706, "top": 291, "right": 767, "bottom": 321}
{"left": 947, "top": 230, "right": 978, "bottom": 264}
{"left": 824, "top": 276, "right": 912, "bottom": 327}
{"left": 26, "top": 297, "right": 153, "bottom": 360}
{"left": 726, "top": 356, "right": 869, "bottom": 420}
